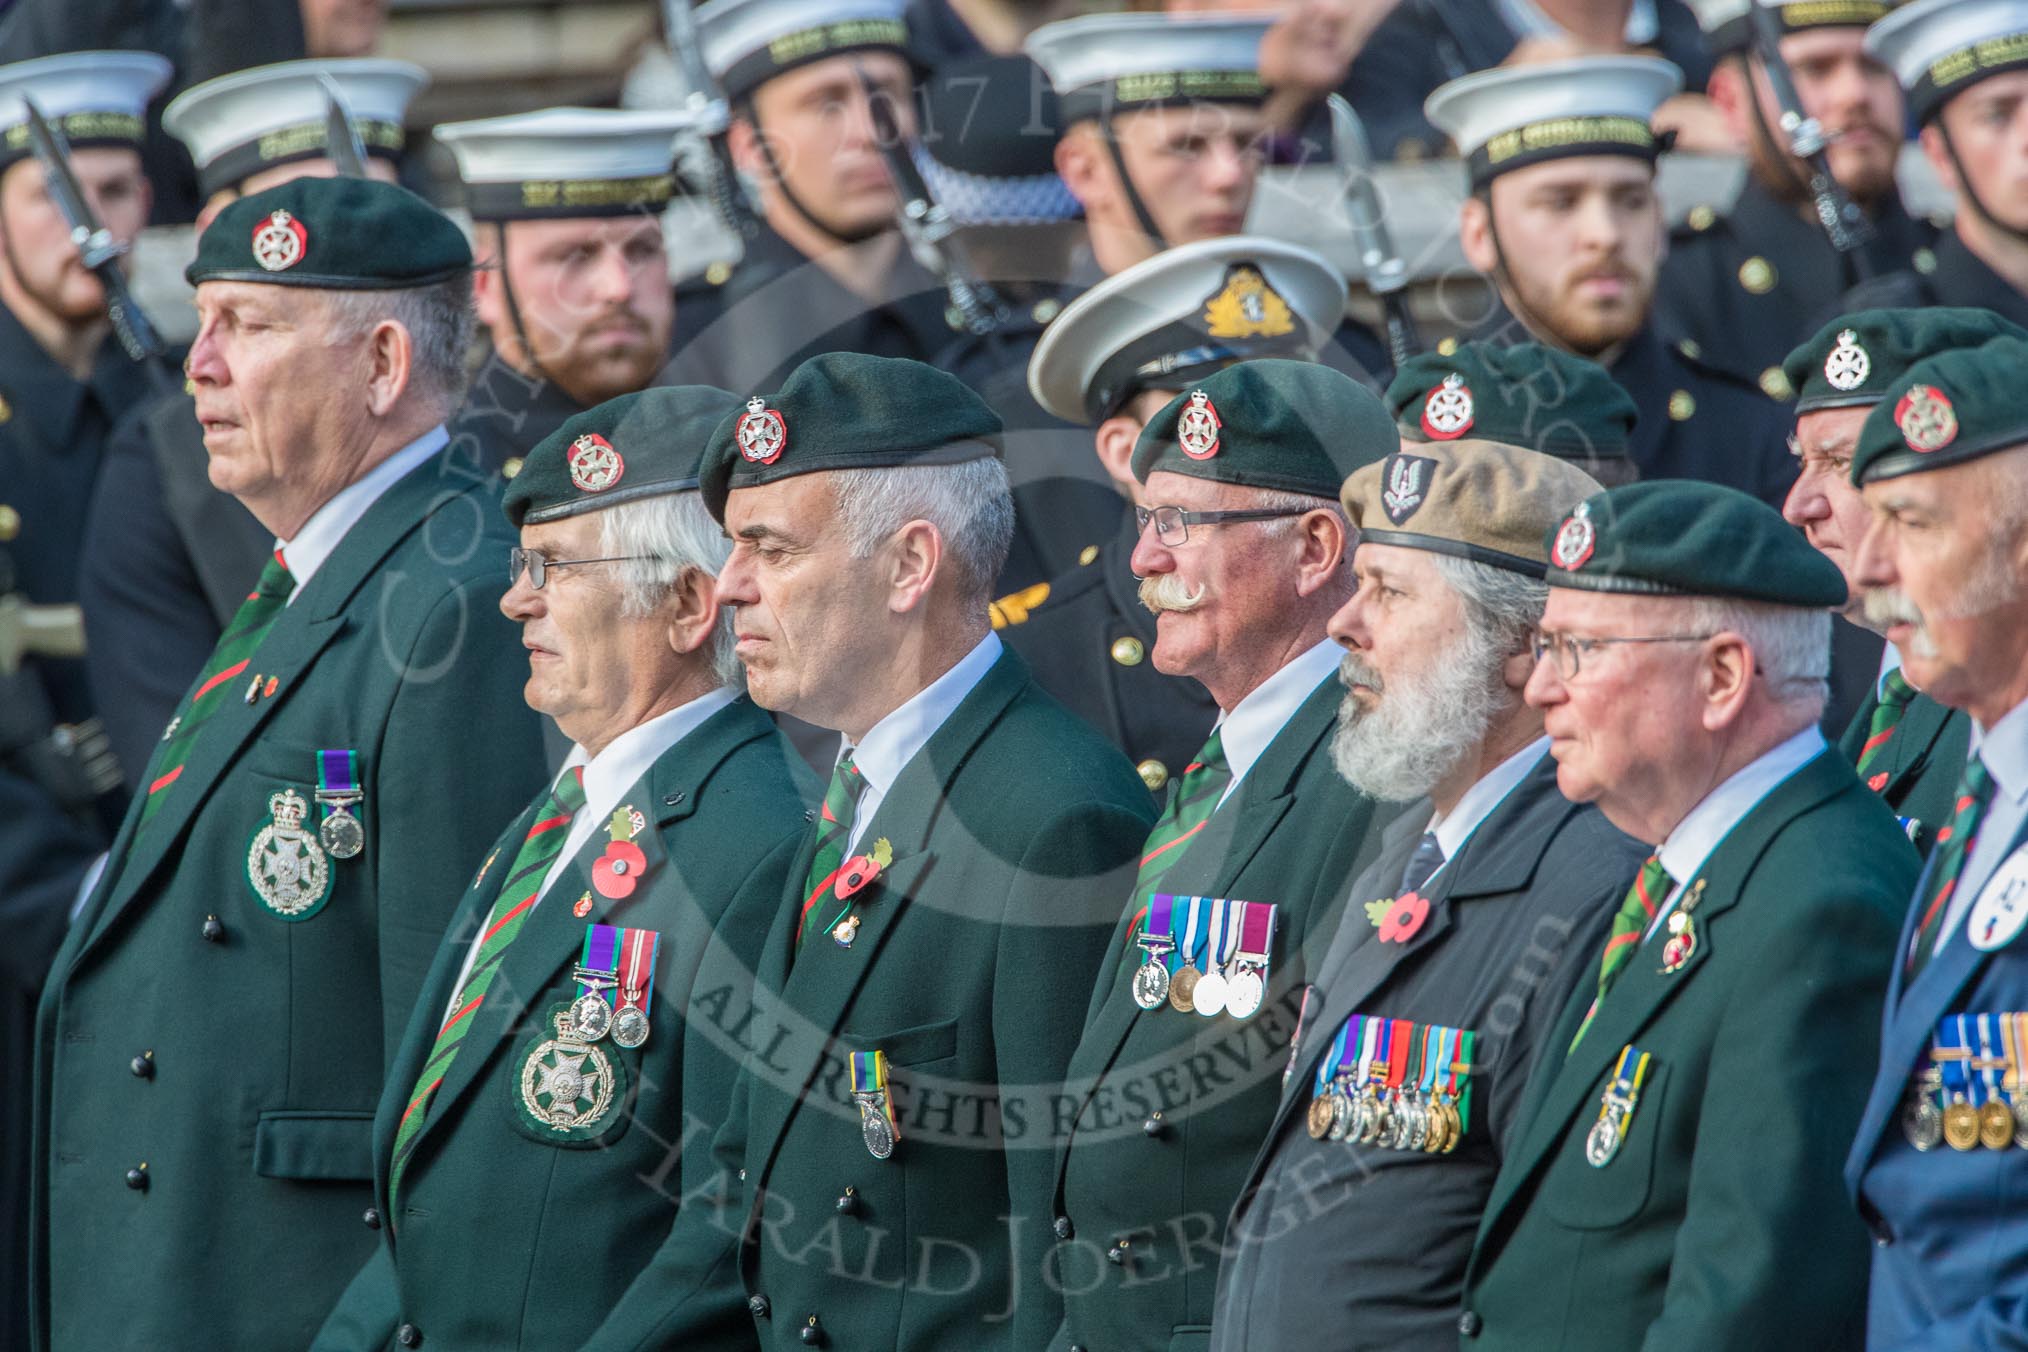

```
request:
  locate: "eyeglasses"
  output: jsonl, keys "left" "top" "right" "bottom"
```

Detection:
{"left": 1530, "top": 631, "right": 1716, "bottom": 680}
{"left": 1133, "top": 504, "right": 1308, "bottom": 547}
{"left": 508, "top": 547, "right": 651, "bottom": 591}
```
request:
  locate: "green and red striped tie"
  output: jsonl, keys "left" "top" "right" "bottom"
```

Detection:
{"left": 1571, "top": 854, "right": 1672, "bottom": 1052}
{"left": 138, "top": 549, "right": 295, "bottom": 827}
{"left": 387, "top": 765, "right": 587, "bottom": 1208}
{"left": 1856, "top": 669, "right": 1919, "bottom": 787}
{"left": 1907, "top": 756, "right": 1996, "bottom": 979}
{"left": 794, "top": 751, "right": 866, "bottom": 954}
{"left": 1133, "top": 729, "right": 1231, "bottom": 898}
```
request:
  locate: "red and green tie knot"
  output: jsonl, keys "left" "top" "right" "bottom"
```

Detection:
{"left": 1857, "top": 668, "right": 1919, "bottom": 786}
{"left": 796, "top": 752, "right": 869, "bottom": 951}
{"left": 1572, "top": 853, "right": 1673, "bottom": 1052}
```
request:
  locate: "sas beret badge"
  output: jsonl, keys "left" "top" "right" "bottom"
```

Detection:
{"left": 1177, "top": 389, "right": 1222, "bottom": 460}
{"left": 736, "top": 396, "right": 787, "bottom": 464}
{"left": 1552, "top": 502, "right": 1596, "bottom": 571}
{"left": 1895, "top": 384, "right": 1958, "bottom": 454}
{"left": 568, "top": 433, "right": 625, "bottom": 493}
{"left": 1420, "top": 373, "right": 1474, "bottom": 439}
{"left": 252, "top": 209, "right": 307, "bottom": 272}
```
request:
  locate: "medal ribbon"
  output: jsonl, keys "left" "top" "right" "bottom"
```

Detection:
{"left": 850, "top": 1049, "right": 899, "bottom": 1139}
{"left": 1145, "top": 894, "right": 1177, "bottom": 967}
{"left": 2010, "top": 1014, "right": 2028, "bottom": 1108}
{"left": 1384, "top": 1020, "right": 1411, "bottom": 1093}
{"left": 1977, "top": 1014, "right": 2005, "bottom": 1112}
{"left": 578, "top": 923, "right": 622, "bottom": 1004}
{"left": 1237, "top": 901, "right": 1276, "bottom": 966}
{"left": 1598, "top": 1043, "right": 1652, "bottom": 1129}
{"left": 619, "top": 926, "right": 661, "bottom": 1006}
{"left": 1418, "top": 1026, "right": 1441, "bottom": 1099}
{"left": 1179, "top": 898, "right": 1208, "bottom": 977}
{"left": 1356, "top": 1016, "right": 1382, "bottom": 1095}
{"left": 1314, "top": 1015, "right": 1358, "bottom": 1096}
{"left": 1207, "top": 897, "right": 1240, "bottom": 975}
{"left": 316, "top": 749, "right": 360, "bottom": 817}
{"left": 1454, "top": 1029, "right": 1477, "bottom": 1132}
{"left": 1936, "top": 1016, "right": 1973, "bottom": 1110}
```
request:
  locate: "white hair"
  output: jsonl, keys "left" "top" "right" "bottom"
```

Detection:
{"left": 597, "top": 491, "right": 741, "bottom": 688}
{"left": 1239, "top": 486, "right": 1346, "bottom": 538}
{"left": 1684, "top": 597, "right": 1830, "bottom": 718}
{"left": 829, "top": 457, "right": 1016, "bottom": 605}
{"left": 1434, "top": 554, "right": 1548, "bottom": 649}
{"left": 322, "top": 274, "right": 476, "bottom": 413}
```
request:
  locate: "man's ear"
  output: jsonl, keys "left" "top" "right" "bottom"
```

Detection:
{"left": 1459, "top": 194, "right": 1498, "bottom": 275}
{"left": 1093, "top": 417, "right": 1143, "bottom": 496}
{"left": 885, "top": 519, "right": 944, "bottom": 614}
{"left": 1918, "top": 123, "right": 1959, "bottom": 196}
{"left": 1291, "top": 509, "right": 1348, "bottom": 598}
{"left": 728, "top": 113, "right": 768, "bottom": 183}
{"left": 365, "top": 318, "right": 415, "bottom": 417}
{"left": 1056, "top": 125, "right": 1107, "bottom": 214}
{"left": 665, "top": 565, "right": 721, "bottom": 657}
{"left": 1698, "top": 633, "right": 1755, "bottom": 731}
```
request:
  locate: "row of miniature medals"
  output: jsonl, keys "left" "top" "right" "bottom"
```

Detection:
{"left": 1132, "top": 894, "right": 1278, "bottom": 1019}
{"left": 1903, "top": 1012, "right": 2028, "bottom": 1152}
{"left": 1304, "top": 1012, "right": 1476, "bottom": 1153}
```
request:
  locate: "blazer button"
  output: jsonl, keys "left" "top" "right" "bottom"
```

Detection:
{"left": 1458, "top": 1310, "right": 1482, "bottom": 1338}
{"left": 800, "top": 1315, "right": 826, "bottom": 1345}
{"left": 130, "top": 1053, "right": 154, "bottom": 1079}
{"left": 201, "top": 916, "right": 225, "bottom": 942}
{"left": 396, "top": 1323, "right": 422, "bottom": 1347}
{"left": 1052, "top": 1216, "right": 1074, "bottom": 1242}
{"left": 124, "top": 1164, "right": 148, "bottom": 1191}
{"left": 1142, "top": 1112, "right": 1165, "bottom": 1138}
{"left": 748, "top": 1295, "right": 770, "bottom": 1320}
{"left": 835, "top": 1186, "right": 859, "bottom": 1215}
{"left": 363, "top": 1207, "right": 381, "bottom": 1230}
{"left": 1107, "top": 1239, "right": 1129, "bottom": 1266}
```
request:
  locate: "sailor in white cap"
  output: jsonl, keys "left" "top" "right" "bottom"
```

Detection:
{"left": 664, "top": 0, "right": 955, "bottom": 391}
{"left": 1431, "top": 55, "right": 1798, "bottom": 510}
{"left": 999, "top": 235, "right": 1345, "bottom": 794}
{"left": 0, "top": 47, "right": 169, "bottom": 1352}
{"left": 1841, "top": 0, "right": 2028, "bottom": 327}
{"left": 78, "top": 57, "right": 429, "bottom": 801}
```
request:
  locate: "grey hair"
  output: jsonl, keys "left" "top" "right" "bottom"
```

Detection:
{"left": 322, "top": 274, "right": 476, "bottom": 413}
{"left": 1434, "top": 554, "right": 1549, "bottom": 650}
{"left": 1684, "top": 597, "right": 1830, "bottom": 717}
{"left": 829, "top": 457, "right": 1016, "bottom": 605}
{"left": 597, "top": 491, "right": 741, "bottom": 688}
{"left": 1245, "top": 487, "right": 1346, "bottom": 537}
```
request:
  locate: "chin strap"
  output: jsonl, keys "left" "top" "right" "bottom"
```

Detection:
{"left": 1482, "top": 198, "right": 1577, "bottom": 355}
{"left": 1939, "top": 121, "right": 2028, "bottom": 251}
{"left": 493, "top": 222, "right": 568, "bottom": 398}
{"left": 746, "top": 101, "right": 891, "bottom": 248}
{"left": 1097, "top": 111, "right": 1167, "bottom": 254}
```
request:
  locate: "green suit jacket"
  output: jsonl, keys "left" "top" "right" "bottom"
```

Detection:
{"left": 29, "top": 450, "right": 548, "bottom": 1352}
{"left": 1047, "top": 675, "right": 1396, "bottom": 1352}
{"left": 595, "top": 645, "right": 1158, "bottom": 1352}
{"left": 312, "top": 695, "right": 814, "bottom": 1351}
{"left": 1458, "top": 748, "right": 1917, "bottom": 1351}
{"left": 1837, "top": 682, "right": 1970, "bottom": 858}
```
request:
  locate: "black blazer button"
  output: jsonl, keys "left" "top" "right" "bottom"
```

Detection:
{"left": 748, "top": 1295, "right": 770, "bottom": 1320}
{"left": 1053, "top": 1215, "right": 1074, "bottom": 1241}
{"left": 130, "top": 1053, "right": 154, "bottom": 1079}
{"left": 800, "top": 1315, "right": 826, "bottom": 1345}
{"left": 201, "top": 916, "right": 225, "bottom": 942}
{"left": 124, "top": 1165, "right": 148, "bottom": 1191}
{"left": 1458, "top": 1310, "right": 1482, "bottom": 1338}
{"left": 363, "top": 1207, "right": 381, "bottom": 1230}
{"left": 396, "top": 1323, "right": 422, "bottom": 1347}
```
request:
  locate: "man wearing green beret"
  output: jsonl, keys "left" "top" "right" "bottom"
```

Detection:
{"left": 1844, "top": 334, "right": 2028, "bottom": 1346}
{"left": 1458, "top": 480, "right": 1915, "bottom": 1348}
{"left": 1213, "top": 438, "right": 1642, "bottom": 1351}
{"left": 1385, "top": 339, "right": 1640, "bottom": 487}
{"left": 1780, "top": 310, "right": 2013, "bottom": 849}
{"left": 29, "top": 176, "right": 549, "bottom": 1352}
{"left": 312, "top": 386, "right": 813, "bottom": 1352}
{"left": 1044, "top": 359, "right": 1400, "bottom": 1352}
{"left": 608, "top": 351, "right": 1157, "bottom": 1349}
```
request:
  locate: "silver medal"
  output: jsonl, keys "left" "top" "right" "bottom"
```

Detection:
{"left": 1131, "top": 960, "right": 1171, "bottom": 1010}
{"left": 1224, "top": 967, "right": 1264, "bottom": 1020}
{"left": 1192, "top": 969, "right": 1229, "bottom": 1019}
{"left": 612, "top": 1003, "right": 650, "bottom": 1049}
{"left": 859, "top": 1100, "right": 895, "bottom": 1159}
{"left": 1585, "top": 1113, "right": 1623, "bottom": 1167}
{"left": 319, "top": 805, "right": 364, "bottom": 859}
{"left": 568, "top": 992, "right": 613, "bottom": 1042}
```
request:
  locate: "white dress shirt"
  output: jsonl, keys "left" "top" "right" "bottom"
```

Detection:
{"left": 1212, "top": 639, "right": 1344, "bottom": 808}
{"left": 840, "top": 632, "right": 1002, "bottom": 854}
{"left": 1933, "top": 696, "right": 2028, "bottom": 956}
{"left": 1426, "top": 737, "right": 1553, "bottom": 885}
{"left": 442, "top": 686, "right": 739, "bottom": 1019}
{"left": 277, "top": 425, "right": 448, "bottom": 596}
{"left": 1647, "top": 726, "right": 1828, "bottom": 940}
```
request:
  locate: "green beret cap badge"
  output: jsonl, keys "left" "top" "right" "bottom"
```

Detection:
{"left": 735, "top": 396, "right": 788, "bottom": 465}
{"left": 1420, "top": 373, "right": 1474, "bottom": 439}
{"left": 1823, "top": 329, "right": 1871, "bottom": 393}
{"left": 1177, "top": 389, "right": 1222, "bottom": 459}
{"left": 1551, "top": 501, "right": 1596, "bottom": 571}
{"left": 1896, "top": 384, "right": 1958, "bottom": 454}
{"left": 253, "top": 209, "right": 308, "bottom": 272}
{"left": 568, "top": 433, "right": 624, "bottom": 493}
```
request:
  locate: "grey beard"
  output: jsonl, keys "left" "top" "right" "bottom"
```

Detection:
{"left": 1329, "top": 626, "right": 1507, "bottom": 802}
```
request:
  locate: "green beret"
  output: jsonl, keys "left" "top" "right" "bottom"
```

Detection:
{"left": 1385, "top": 339, "right": 1637, "bottom": 462}
{"left": 698, "top": 353, "right": 1004, "bottom": 522}
{"left": 1782, "top": 308, "right": 2028, "bottom": 415}
{"left": 1132, "top": 359, "right": 1396, "bottom": 498}
{"left": 186, "top": 177, "right": 472, "bottom": 290}
{"left": 1853, "top": 335, "right": 2028, "bottom": 486}
{"left": 1545, "top": 479, "right": 1847, "bottom": 607}
{"left": 1343, "top": 439, "right": 1602, "bottom": 579}
{"left": 503, "top": 386, "right": 742, "bottom": 528}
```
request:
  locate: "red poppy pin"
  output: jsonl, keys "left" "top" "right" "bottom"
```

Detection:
{"left": 834, "top": 837, "right": 894, "bottom": 901}
{"left": 1377, "top": 892, "right": 1430, "bottom": 944}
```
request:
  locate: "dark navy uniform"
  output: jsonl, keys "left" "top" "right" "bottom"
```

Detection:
{"left": 1658, "top": 178, "right": 1939, "bottom": 398}
{"left": 997, "top": 516, "right": 1218, "bottom": 798}
{"left": 1839, "top": 227, "right": 2028, "bottom": 332}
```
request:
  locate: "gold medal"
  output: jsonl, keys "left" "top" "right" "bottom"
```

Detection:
{"left": 1306, "top": 1095, "right": 1336, "bottom": 1140}
{"left": 1168, "top": 964, "right": 1200, "bottom": 1014}
{"left": 1982, "top": 1100, "right": 2015, "bottom": 1150}
{"left": 1944, "top": 1098, "right": 1981, "bottom": 1151}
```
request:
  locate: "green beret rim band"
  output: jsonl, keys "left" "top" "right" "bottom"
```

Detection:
{"left": 1544, "top": 571, "right": 1695, "bottom": 597}
{"left": 1790, "top": 390, "right": 1881, "bottom": 415}
{"left": 1354, "top": 527, "right": 1548, "bottom": 580}
{"left": 1136, "top": 463, "right": 1348, "bottom": 500}
{"left": 519, "top": 476, "right": 702, "bottom": 526}
{"left": 1855, "top": 429, "right": 2028, "bottom": 485}
{"left": 186, "top": 263, "right": 473, "bottom": 290}
{"left": 709, "top": 436, "right": 1004, "bottom": 518}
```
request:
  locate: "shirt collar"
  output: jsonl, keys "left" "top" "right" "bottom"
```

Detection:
{"left": 844, "top": 632, "right": 1003, "bottom": 797}
{"left": 1969, "top": 696, "right": 2028, "bottom": 807}
{"left": 1213, "top": 639, "right": 1343, "bottom": 802}
{"left": 1658, "top": 725, "right": 1827, "bottom": 886}
{"left": 1428, "top": 736, "right": 1552, "bottom": 863}
{"left": 276, "top": 425, "right": 449, "bottom": 596}
{"left": 564, "top": 686, "right": 742, "bottom": 808}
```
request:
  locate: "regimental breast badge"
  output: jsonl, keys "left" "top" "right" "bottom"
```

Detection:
{"left": 1200, "top": 265, "right": 1295, "bottom": 340}
{"left": 1896, "top": 384, "right": 1958, "bottom": 453}
{"left": 568, "top": 433, "right": 625, "bottom": 492}
{"left": 246, "top": 788, "right": 333, "bottom": 919}
{"left": 1552, "top": 502, "right": 1596, "bottom": 571}
{"left": 1420, "top": 373, "right": 1474, "bottom": 439}
{"left": 1381, "top": 453, "right": 1436, "bottom": 525}
{"left": 515, "top": 1005, "right": 625, "bottom": 1140}
{"left": 1824, "top": 329, "right": 1870, "bottom": 392}
{"left": 736, "top": 396, "right": 787, "bottom": 464}
{"left": 252, "top": 209, "right": 307, "bottom": 272}
{"left": 1177, "top": 389, "right": 1222, "bottom": 459}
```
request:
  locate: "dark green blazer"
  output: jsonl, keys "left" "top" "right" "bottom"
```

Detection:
{"left": 311, "top": 695, "right": 813, "bottom": 1351}
{"left": 1837, "top": 682, "right": 1970, "bottom": 858}
{"left": 29, "top": 450, "right": 548, "bottom": 1352}
{"left": 1458, "top": 748, "right": 1917, "bottom": 1350}
{"left": 1047, "top": 675, "right": 1397, "bottom": 1352}
{"left": 588, "top": 645, "right": 1158, "bottom": 1352}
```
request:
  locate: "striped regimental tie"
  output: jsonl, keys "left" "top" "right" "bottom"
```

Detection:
{"left": 1133, "top": 728, "right": 1232, "bottom": 899}
{"left": 1571, "top": 854, "right": 1673, "bottom": 1052}
{"left": 387, "top": 765, "right": 588, "bottom": 1208}
{"left": 1907, "top": 756, "right": 1996, "bottom": 980}
{"left": 793, "top": 751, "right": 869, "bottom": 956}
{"left": 138, "top": 549, "right": 295, "bottom": 827}
{"left": 1856, "top": 669, "right": 1920, "bottom": 787}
